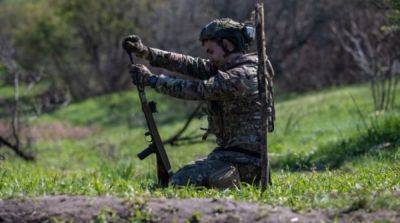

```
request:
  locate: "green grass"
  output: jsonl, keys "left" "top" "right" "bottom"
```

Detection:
{"left": 44, "top": 89, "right": 196, "bottom": 128}
{"left": 274, "top": 114, "right": 400, "bottom": 170}
{"left": 0, "top": 84, "right": 399, "bottom": 212}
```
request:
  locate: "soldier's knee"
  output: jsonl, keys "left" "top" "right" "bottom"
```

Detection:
{"left": 207, "top": 165, "right": 240, "bottom": 189}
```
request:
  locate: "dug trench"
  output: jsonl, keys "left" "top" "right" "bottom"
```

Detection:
{"left": 0, "top": 196, "right": 398, "bottom": 222}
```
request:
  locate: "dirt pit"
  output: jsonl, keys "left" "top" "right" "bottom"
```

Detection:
{"left": 0, "top": 196, "right": 398, "bottom": 222}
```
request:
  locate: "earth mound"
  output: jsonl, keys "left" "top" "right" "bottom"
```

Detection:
{"left": 0, "top": 196, "right": 398, "bottom": 222}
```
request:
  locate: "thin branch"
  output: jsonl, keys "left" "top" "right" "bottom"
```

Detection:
{"left": 0, "top": 37, "right": 35, "bottom": 161}
{"left": 12, "top": 66, "right": 20, "bottom": 149}
{"left": 163, "top": 103, "right": 203, "bottom": 146}
{"left": 165, "top": 135, "right": 204, "bottom": 146}
{"left": 350, "top": 94, "right": 369, "bottom": 132}
{"left": 0, "top": 136, "right": 35, "bottom": 161}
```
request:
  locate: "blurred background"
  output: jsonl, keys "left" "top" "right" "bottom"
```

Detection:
{"left": 0, "top": 0, "right": 399, "bottom": 161}
{"left": 0, "top": 0, "right": 398, "bottom": 99}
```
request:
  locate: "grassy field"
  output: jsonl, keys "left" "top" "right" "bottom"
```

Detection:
{"left": 0, "top": 84, "right": 399, "bottom": 212}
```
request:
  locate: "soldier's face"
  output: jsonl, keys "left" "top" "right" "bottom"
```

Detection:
{"left": 203, "top": 40, "right": 226, "bottom": 66}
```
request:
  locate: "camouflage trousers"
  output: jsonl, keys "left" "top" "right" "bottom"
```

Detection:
{"left": 171, "top": 149, "right": 261, "bottom": 189}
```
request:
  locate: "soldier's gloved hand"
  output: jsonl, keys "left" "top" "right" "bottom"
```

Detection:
{"left": 122, "top": 35, "right": 149, "bottom": 59}
{"left": 129, "top": 64, "right": 158, "bottom": 87}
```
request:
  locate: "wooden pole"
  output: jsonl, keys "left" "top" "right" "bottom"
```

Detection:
{"left": 255, "top": 0, "right": 271, "bottom": 192}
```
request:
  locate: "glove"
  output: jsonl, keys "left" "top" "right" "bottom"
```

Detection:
{"left": 122, "top": 35, "right": 149, "bottom": 59}
{"left": 129, "top": 64, "right": 157, "bottom": 87}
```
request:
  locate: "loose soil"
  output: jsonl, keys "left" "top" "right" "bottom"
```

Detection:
{"left": 0, "top": 196, "right": 398, "bottom": 222}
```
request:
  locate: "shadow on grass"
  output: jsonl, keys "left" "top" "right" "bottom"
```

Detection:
{"left": 272, "top": 115, "right": 400, "bottom": 171}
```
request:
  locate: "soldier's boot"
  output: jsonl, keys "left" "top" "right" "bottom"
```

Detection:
{"left": 207, "top": 165, "right": 240, "bottom": 189}
{"left": 170, "top": 158, "right": 212, "bottom": 187}
{"left": 171, "top": 158, "right": 240, "bottom": 189}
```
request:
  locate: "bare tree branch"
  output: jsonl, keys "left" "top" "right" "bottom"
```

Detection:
{"left": 164, "top": 103, "right": 203, "bottom": 146}
{"left": 0, "top": 136, "right": 35, "bottom": 161}
{"left": 0, "top": 37, "right": 36, "bottom": 161}
{"left": 331, "top": 10, "right": 399, "bottom": 111}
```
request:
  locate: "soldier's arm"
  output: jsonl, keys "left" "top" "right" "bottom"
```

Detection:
{"left": 153, "top": 65, "right": 258, "bottom": 101}
{"left": 147, "top": 48, "right": 215, "bottom": 80}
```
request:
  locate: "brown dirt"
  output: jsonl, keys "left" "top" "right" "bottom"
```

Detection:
{"left": 0, "top": 121, "right": 99, "bottom": 141}
{"left": 0, "top": 196, "right": 398, "bottom": 223}
{"left": 26, "top": 122, "right": 99, "bottom": 140}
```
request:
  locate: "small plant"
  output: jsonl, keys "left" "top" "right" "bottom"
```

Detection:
{"left": 213, "top": 205, "right": 225, "bottom": 214}
{"left": 187, "top": 211, "right": 202, "bottom": 223}
{"left": 283, "top": 111, "right": 307, "bottom": 135}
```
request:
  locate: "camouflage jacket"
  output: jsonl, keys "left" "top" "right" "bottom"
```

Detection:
{"left": 147, "top": 48, "right": 263, "bottom": 157}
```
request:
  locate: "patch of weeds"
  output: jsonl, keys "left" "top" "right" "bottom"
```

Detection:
{"left": 92, "top": 175, "right": 107, "bottom": 196}
{"left": 341, "top": 197, "right": 370, "bottom": 214}
{"left": 132, "top": 208, "right": 156, "bottom": 223}
{"left": 93, "top": 209, "right": 112, "bottom": 223}
{"left": 48, "top": 216, "right": 69, "bottom": 223}
{"left": 187, "top": 211, "right": 202, "bottom": 223}
{"left": 371, "top": 193, "right": 400, "bottom": 210}
{"left": 282, "top": 111, "right": 308, "bottom": 135}
{"left": 213, "top": 205, "right": 225, "bottom": 214}
{"left": 130, "top": 198, "right": 159, "bottom": 223}
{"left": 93, "top": 208, "right": 121, "bottom": 223}
{"left": 374, "top": 220, "right": 393, "bottom": 223}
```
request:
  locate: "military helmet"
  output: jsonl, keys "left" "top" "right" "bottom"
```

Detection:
{"left": 200, "top": 18, "right": 255, "bottom": 52}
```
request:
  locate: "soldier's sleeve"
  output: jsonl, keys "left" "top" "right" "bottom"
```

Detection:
{"left": 148, "top": 48, "right": 214, "bottom": 80}
{"left": 154, "top": 65, "right": 258, "bottom": 101}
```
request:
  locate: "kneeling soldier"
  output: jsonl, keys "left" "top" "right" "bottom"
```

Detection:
{"left": 123, "top": 18, "right": 263, "bottom": 189}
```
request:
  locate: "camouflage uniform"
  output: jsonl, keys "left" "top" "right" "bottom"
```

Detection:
{"left": 145, "top": 48, "right": 263, "bottom": 188}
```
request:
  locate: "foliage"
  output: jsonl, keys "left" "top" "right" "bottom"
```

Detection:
{"left": 1, "top": 0, "right": 396, "bottom": 102}
{"left": 12, "top": 0, "right": 153, "bottom": 100}
{"left": 331, "top": 0, "right": 400, "bottom": 111}
{"left": 0, "top": 64, "right": 6, "bottom": 83}
{"left": 387, "top": 0, "right": 400, "bottom": 31}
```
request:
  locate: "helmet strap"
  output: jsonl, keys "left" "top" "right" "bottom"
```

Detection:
{"left": 217, "top": 39, "right": 233, "bottom": 58}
